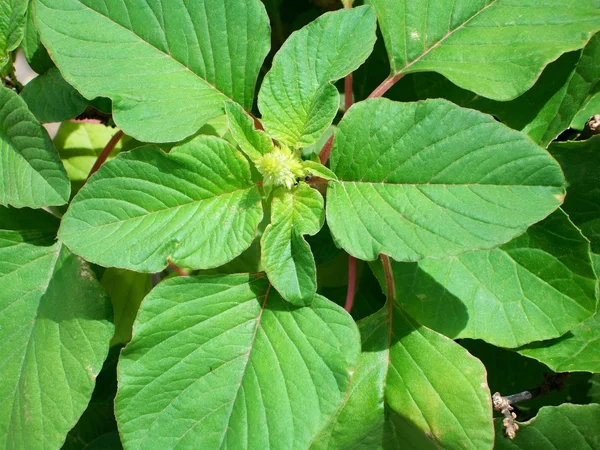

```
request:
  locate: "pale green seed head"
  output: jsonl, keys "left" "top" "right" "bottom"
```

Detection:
{"left": 255, "top": 145, "right": 305, "bottom": 189}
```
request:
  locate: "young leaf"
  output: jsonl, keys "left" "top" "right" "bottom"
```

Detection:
{"left": 371, "top": 209, "right": 598, "bottom": 348}
{"left": 35, "top": 0, "right": 271, "bottom": 142}
{"left": 0, "top": 208, "right": 114, "bottom": 449}
{"left": 21, "top": 67, "right": 89, "bottom": 123}
{"left": 572, "top": 92, "right": 600, "bottom": 131}
{"left": 0, "top": 86, "right": 70, "bottom": 208}
{"left": 225, "top": 101, "right": 273, "bottom": 162}
{"left": 101, "top": 268, "right": 152, "bottom": 346}
{"left": 327, "top": 98, "right": 565, "bottom": 262}
{"left": 302, "top": 160, "right": 338, "bottom": 181}
{"left": 549, "top": 136, "right": 600, "bottom": 254}
{"left": 414, "top": 32, "right": 600, "bottom": 147}
{"left": 353, "top": 301, "right": 494, "bottom": 449}
{"left": 59, "top": 136, "right": 263, "bottom": 272}
{"left": 370, "top": 0, "right": 600, "bottom": 100}
{"left": 494, "top": 404, "right": 600, "bottom": 449}
{"left": 0, "top": 0, "right": 27, "bottom": 69}
{"left": 262, "top": 184, "right": 324, "bottom": 306}
{"left": 517, "top": 313, "right": 600, "bottom": 373}
{"left": 115, "top": 274, "right": 360, "bottom": 449}
{"left": 258, "top": 6, "right": 376, "bottom": 147}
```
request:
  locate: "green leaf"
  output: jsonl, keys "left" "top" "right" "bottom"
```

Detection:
{"left": 353, "top": 301, "right": 494, "bottom": 449}
{"left": 54, "top": 121, "right": 140, "bottom": 192}
{"left": 371, "top": 209, "right": 598, "bottom": 348}
{"left": 572, "top": 91, "right": 600, "bottom": 130}
{"left": 21, "top": 5, "right": 54, "bottom": 74}
{"left": 262, "top": 184, "right": 324, "bottom": 306}
{"left": 115, "top": 274, "right": 360, "bottom": 449}
{"left": 35, "top": 0, "right": 271, "bottom": 142}
{"left": 258, "top": 6, "right": 377, "bottom": 147}
{"left": 370, "top": 0, "right": 600, "bottom": 100}
{"left": 101, "top": 268, "right": 152, "bottom": 347}
{"left": 494, "top": 404, "right": 600, "bottom": 449}
{"left": 414, "top": 32, "right": 600, "bottom": 147}
{"left": 59, "top": 135, "right": 263, "bottom": 272}
{"left": 549, "top": 136, "right": 600, "bottom": 253}
{"left": 0, "top": 208, "right": 114, "bottom": 449}
{"left": 327, "top": 98, "right": 565, "bottom": 262}
{"left": 0, "top": 86, "right": 70, "bottom": 208}
{"left": 0, "top": 0, "right": 27, "bottom": 69}
{"left": 21, "top": 67, "right": 89, "bottom": 123}
{"left": 225, "top": 101, "right": 272, "bottom": 162}
{"left": 517, "top": 313, "right": 600, "bottom": 373}
{"left": 302, "top": 160, "right": 337, "bottom": 181}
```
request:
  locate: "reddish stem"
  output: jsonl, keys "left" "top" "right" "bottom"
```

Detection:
{"left": 344, "top": 72, "right": 353, "bottom": 111}
{"left": 344, "top": 255, "right": 357, "bottom": 313}
{"left": 380, "top": 254, "right": 396, "bottom": 302}
{"left": 249, "top": 112, "right": 265, "bottom": 131}
{"left": 318, "top": 134, "right": 334, "bottom": 164}
{"left": 168, "top": 261, "right": 188, "bottom": 276}
{"left": 368, "top": 73, "right": 404, "bottom": 99}
{"left": 87, "top": 130, "right": 124, "bottom": 180}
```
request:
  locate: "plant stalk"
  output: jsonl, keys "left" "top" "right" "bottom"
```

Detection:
{"left": 87, "top": 130, "right": 124, "bottom": 180}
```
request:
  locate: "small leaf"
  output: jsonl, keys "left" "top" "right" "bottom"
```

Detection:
{"left": 327, "top": 98, "right": 565, "bottom": 262}
{"left": 550, "top": 136, "right": 600, "bottom": 253}
{"left": 371, "top": 0, "right": 600, "bottom": 100}
{"left": 59, "top": 135, "right": 263, "bottom": 272}
{"left": 0, "top": 0, "right": 27, "bottom": 69}
{"left": 35, "top": 0, "right": 271, "bottom": 142}
{"left": 0, "top": 86, "right": 70, "bottom": 208}
{"left": 494, "top": 404, "right": 600, "bottom": 449}
{"left": 101, "top": 268, "right": 152, "bottom": 346}
{"left": 303, "top": 160, "right": 337, "bottom": 181}
{"left": 517, "top": 313, "right": 600, "bottom": 373}
{"left": 262, "top": 184, "right": 324, "bottom": 305}
{"left": 21, "top": 5, "right": 54, "bottom": 74}
{"left": 414, "top": 32, "right": 600, "bottom": 147}
{"left": 258, "top": 6, "right": 376, "bottom": 147}
{"left": 0, "top": 208, "right": 114, "bottom": 449}
{"left": 225, "top": 101, "right": 272, "bottom": 162}
{"left": 21, "top": 67, "right": 89, "bottom": 123}
{"left": 371, "top": 209, "right": 598, "bottom": 348}
{"left": 572, "top": 91, "right": 600, "bottom": 131}
{"left": 115, "top": 274, "right": 360, "bottom": 449}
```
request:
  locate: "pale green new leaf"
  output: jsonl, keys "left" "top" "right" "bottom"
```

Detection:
{"left": 572, "top": 92, "right": 600, "bottom": 130}
{"left": 101, "top": 268, "right": 152, "bottom": 346}
{"left": 414, "top": 32, "right": 600, "bottom": 147}
{"left": 0, "top": 208, "right": 114, "bottom": 450}
{"left": 0, "top": 86, "right": 70, "bottom": 208}
{"left": 258, "top": 6, "right": 376, "bottom": 147}
{"left": 262, "top": 184, "right": 324, "bottom": 306}
{"left": 21, "top": 67, "right": 89, "bottom": 123}
{"left": 327, "top": 98, "right": 565, "bottom": 262}
{"left": 35, "top": 0, "right": 270, "bottom": 142}
{"left": 59, "top": 135, "right": 263, "bottom": 272}
{"left": 517, "top": 313, "right": 600, "bottom": 373}
{"left": 371, "top": 209, "right": 598, "bottom": 348}
{"left": 0, "top": 0, "right": 27, "bottom": 69}
{"left": 115, "top": 274, "right": 360, "bottom": 450}
{"left": 370, "top": 0, "right": 600, "bottom": 100}
{"left": 225, "top": 101, "right": 272, "bottom": 162}
{"left": 494, "top": 404, "right": 600, "bottom": 449}
{"left": 303, "top": 160, "right": 337, "bottom": 181}
{"left": 549, "top": 136, "right": 600, "bottom": 253}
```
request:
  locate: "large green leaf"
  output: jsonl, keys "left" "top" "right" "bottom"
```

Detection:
{"left": 494, "top": 404, "right": 600, "bottom": 449}
{"left": 0, "top": 86, "right": 70, "bottom": 208}
{"left": 59, "top": 135, "right": 263, "bottom": 272}
{"left": 115, "top": 274, "right": 360, "bottom": 449}
{"left": 413, "top": 32, "right": 600, "bottom": 147}
{"left": 370, "top": 0, "right": 600, "bottom": 100}
{"left": 0, "top": 208, "right": 114, "bottom": 449}
{"left": 262, "top": 184, "right": 324, "bottom": 306}
{"left": 35, "top": 0, "right": 270, "bottom": 142}
{"left": 0, "top": 0, "right": 27, "bottom": 69}
{"left": 549, "top": 136, "right": 600, "bottom": 253}
{"left": 327, "top": 98, "right": 565, "bottom": 262}
{"left": 371, "top": 209, "right": 597, "bottom": 348}
{"left": 517, "top": 313, "right": 600, "bottom": 373}
{"left": 21, "top": 5, "right": 54, "bottom": 74}
{"left": 258, "top": 6, "right": 376, "bottom": 148}
{"left": 21, "top": 67, "right": 89, "bottom": 123}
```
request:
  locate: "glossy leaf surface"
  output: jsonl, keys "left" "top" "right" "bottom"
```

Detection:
{"left": 35, "top": 0, "right": 271, "bottom": 142}
{"left": 115, "top": 274, "right": 360, "bottom": 449}
{"left": 59, "top": 136, "right": 263, "bottom": 272}
{"left": 327, "top": 98, "right": 565, "bottom": 262}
